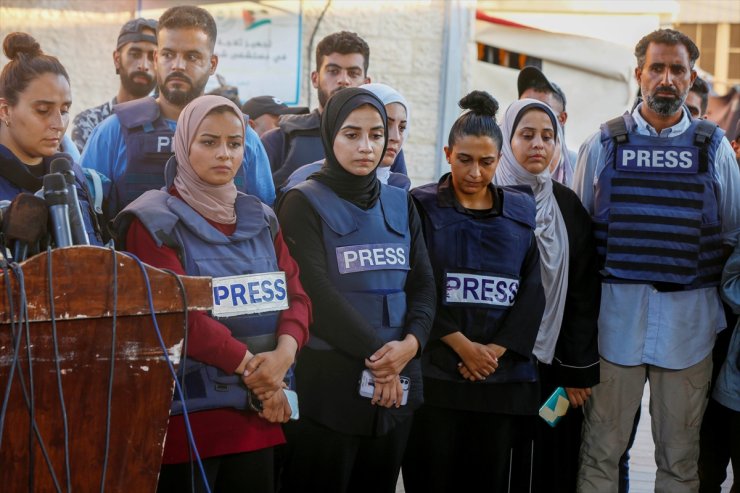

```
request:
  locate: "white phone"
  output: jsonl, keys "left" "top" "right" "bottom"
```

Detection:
{"left": 283, "top": 389, "right": 299, "bottom": 420}
{"left": 358, "top": 369, "right": 409, "bottom": 406}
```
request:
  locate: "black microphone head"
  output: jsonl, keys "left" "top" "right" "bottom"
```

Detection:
{"left": 1, "top": 193, "right": 49, "bottom": 244}
{"left": 49, "top": 154, "right": 74, "bottom": 184}
{"left": 43, "top": 173, "right": 69, "bottom": 206}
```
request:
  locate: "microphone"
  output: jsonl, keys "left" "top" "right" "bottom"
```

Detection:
{"left": 50, "top": 155, "right": 90, "bottom": 245}
{"left": 43, "top": 173, "right": 73, "bottom": 248}
{"left": 1, "top": 193, "right": 49, "bottom": 262}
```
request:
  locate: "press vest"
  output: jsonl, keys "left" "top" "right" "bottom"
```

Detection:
{"left": 412, "top": 181, "right": 538, "bottom": 384}
{"left": 292, "top": 180, "right": 411, "bottom": 350}
{"left": 115, "top": 189, "right": 288, "bottom": 414}
{"left": 112, "top": 98, "right": 247, "bottom": 215}
{"left": 593, "top": 114, "right": 725, "bottom": 288}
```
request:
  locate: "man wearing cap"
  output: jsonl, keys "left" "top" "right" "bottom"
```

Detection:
{"left": 518, "top": 66, "right": 577, "bottom": 183}
{"left": 262, "top": 31, "right": 407, "bottom": 188}
{"left": 242, "top": 95, "right": 308, "bottom": 137}
{"left": 573, "top": 29, "right": 740, "bottom": 493}
{"left": 80, "top": 5, "right": 275, "bottom": 224}
{"left": 71, "top": 18, "right": 158, "bottom": 152}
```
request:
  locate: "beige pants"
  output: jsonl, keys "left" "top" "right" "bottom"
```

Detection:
{"left": 577, "top": 355, "right": 712, "bottom": 493}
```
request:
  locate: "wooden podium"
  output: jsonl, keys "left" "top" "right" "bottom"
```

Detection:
{"left": 0, "top": 247, "right": 212, "bottom": 492}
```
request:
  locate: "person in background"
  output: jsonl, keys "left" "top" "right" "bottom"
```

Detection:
{"left": 114, "top": 95, "right": 310, "bottom": 493}
{"left": 686, "top": 76, "right": 710, "bottom": 119}
{"left": 242, "top": 95, "right": 309, "bottom": 138}
{"left": 517, "top": 66, "right": 576, "bottom": 185}
{"left": 277, "top": 88, "right": 435, "bottom": 493}
{"left": 403, "top": 91, "right": 545, "bottom": 493}
{"left": 279, "top": 82, "right": 411, "bottom": 197}
{"left": 573, "top": 29, "right": 740, "bottom": 493}
{"left": 493, "top": 98, "right": 600, "bottom": 492}
{"left": 71, "top": 18, "right": 157, "bottom": 152}
{"left": 0, "top": 32, "right": 101, "bottom": 245}
{"left": 262, "top": 31, "right": 407, "bottom": 188}
{"left": 81, "top": 5, "right": 275, "bottom": 225}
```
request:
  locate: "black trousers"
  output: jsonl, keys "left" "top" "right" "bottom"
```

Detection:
{"left": 403, "top": 404, "right": 523, "bottom": 493}
{"left": 157, "top": 448, "right": 275, "bottom": 493}
{"left": 279, "top": 416, "right": 411, "bottom": 493}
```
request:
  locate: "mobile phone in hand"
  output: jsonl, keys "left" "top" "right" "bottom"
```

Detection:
{"left": 283, "top": 389, "right": 299, "bottom": 420}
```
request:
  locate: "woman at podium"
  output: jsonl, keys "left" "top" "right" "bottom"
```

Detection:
{"left": 114, "top": 95, "right": 310, "bottom": 493}
{"left": 0, "top": 32, "right": 101, "bottom": 247}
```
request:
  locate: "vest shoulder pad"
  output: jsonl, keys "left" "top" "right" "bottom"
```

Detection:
{"left": 279, "top": 110, "right": 320, "bottom": 135}
{"left": 379, "top": 183, "right": 409, "bottom": 235}
{"left": 113, "top": 190, "right": 179, "bottom": 249}
{"left": 113, "top": 97, "right": 160, "bottom": 129}
{"left": 694, "top": 118, "right": 719, "bottom": 145}
{"left": 388, "top": 172, "right": 411, "bottom": 191}
{"left": 260, "top": 201, "right": 280, "bottom": 242}
{"left": 600, "top": 113, "right": 633, "bottom": 144}
{"left": 500, "top": 185, "right": 537, "bottom": 230}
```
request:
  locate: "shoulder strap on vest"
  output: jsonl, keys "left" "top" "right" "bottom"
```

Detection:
{"left": 112, "top": 189, "right": 180, "bottom": 249}
{"left": 693, "top": 119, "right": 718, "bottom": 173}
{"left": 113, "top": 97, "right": 161, "bottom": 131}
{"left": 293, "top": 180, "right": 357, "bottom": 236}
{"left": 379, "top": 184, "right": 409, "bottom": 235}
{"left": 603, "top": 114, "right": 630, "bottom": 144}
{"left": 260, "top": 202, "right": 279, "bottom": 242}
{"left": 500, "top": 185, "right": 537, "bottom": 230}
{"left": 278, "top": 110, "right": 320, "bottom": 135}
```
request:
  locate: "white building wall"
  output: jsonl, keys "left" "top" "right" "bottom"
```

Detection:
{"left": 0, "top": 0, "right": 476, "bottom": 187}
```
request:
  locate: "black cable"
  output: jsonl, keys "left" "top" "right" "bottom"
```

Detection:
{"left": 0, "top": 261, "right": 21, "bottom": 447}
{"left": 5, "top": 263, "right": 62, "bottom": 492}
{"left": 99, "top": 247, "right": 118, "bottom": 493}
{"left": 20, "top": 263, "right": 36, "bottom": 491}
{"left": 46, "top": 247, "right": 72, "bottom": 492}
{"left": 159, "top": 268, "right": 192, "bottom": 489}
{"left": 305, "top": 0, "right": 333, "bottom": 109}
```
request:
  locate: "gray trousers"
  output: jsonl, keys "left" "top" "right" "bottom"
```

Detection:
{"left": 577, "top": 355, "right": 712, "bottom": 493}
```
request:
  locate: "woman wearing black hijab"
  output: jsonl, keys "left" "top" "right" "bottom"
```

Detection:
{"left": 277, "top": 88, "right": 435, "bottom": 493}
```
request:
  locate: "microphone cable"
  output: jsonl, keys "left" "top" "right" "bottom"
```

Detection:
{"left": 46, "top": 246, "right": 72, "bottom": 492}
{"left": 5, "top": 262, "right": 63, "bottom": 491}
{"left": 121, "top": 252, "right": 211, "bottom": 493}
{"left": 99, "top": 246, "right": 118, "bottom": 493}
{"left": 159, "top": 268, "right": 194, "bottom": 492}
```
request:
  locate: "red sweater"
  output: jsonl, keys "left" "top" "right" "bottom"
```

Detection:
{"left": 125, "top": 198, "right": 311, "bottom": 463}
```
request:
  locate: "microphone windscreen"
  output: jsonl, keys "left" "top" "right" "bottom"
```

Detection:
{"left": 1, "top": 193, "right": 49, "bottom": 244}
{"left": 50, "top": 155, "right": 75, "bottom": 184}
{"left": 43, "top": 173, "right": 69, "bottom": 206}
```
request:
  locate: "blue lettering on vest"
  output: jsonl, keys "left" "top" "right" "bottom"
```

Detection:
{"left": 445, "top": 272, "right": 520, "bottom": 308}
{"left": 618, "top": 145, "right": 698, "bottom": 173}
{"left": 211, "top": 272, "right": 289, "bottom": 317}
{"left": 335, "top": 242, "right": 410, "bottom": 274}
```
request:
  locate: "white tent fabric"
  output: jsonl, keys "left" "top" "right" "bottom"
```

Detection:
{"left": 473, "top": 20, "right": 638, "bottom": 152}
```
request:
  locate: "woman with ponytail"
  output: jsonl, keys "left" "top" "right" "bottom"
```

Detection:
{"left": 0, "top": 32, "right": 101, "bottom": 245}
{"left": 403, "top": 91, "right": 545, "bottom": 492}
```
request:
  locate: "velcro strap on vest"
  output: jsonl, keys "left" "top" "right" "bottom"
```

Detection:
{"left": 694, "top": 119, "right": 718, "bottom": 173}
{"left": 606, "top": 115, "right": 629, "bottom": 144}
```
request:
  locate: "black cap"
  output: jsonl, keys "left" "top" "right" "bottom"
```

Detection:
{"left": 117, "top": 18, "right": 157, "bottom": 50}
{"left": 241, "top": 96, "right": 309, "bottom": 120}
{"left": 517, "top": 66, "right": 567, "bottom": 111}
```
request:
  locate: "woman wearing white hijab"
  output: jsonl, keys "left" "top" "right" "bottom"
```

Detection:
{"left": 494, "top": 98, "right": 600, "bottom": 492}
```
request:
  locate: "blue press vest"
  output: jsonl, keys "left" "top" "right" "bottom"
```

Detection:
{"left": 593, "top": 115, "right": 725, "bottom": 288}
{"left": 293, "top": 180, "right": 411, "bottom": 350}
{"left": 116, "top": 189, "right": 288, "bottom": 414}
{"left": 112, "top": 98, "right": 247, "bottom": 215}
{"left": 0, "top": 146, "right": 102, "bottom": 246}
{"left": 411, "top": 182, "right": 538, "bottom": 383}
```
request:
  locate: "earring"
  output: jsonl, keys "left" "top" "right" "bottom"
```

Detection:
{"left": 2, "top": 120, "right": 9, "bottom": 127}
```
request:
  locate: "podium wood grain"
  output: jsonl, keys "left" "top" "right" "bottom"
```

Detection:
{"left": 0, "top": 247, "right": 212, "bottom": 492}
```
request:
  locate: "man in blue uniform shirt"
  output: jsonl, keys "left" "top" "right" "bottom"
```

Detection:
{"left": 573, "top": 29, "right": 740, "bottom": 493}
{"left": 81, "top": 5, "right": 275, "bottom": 221}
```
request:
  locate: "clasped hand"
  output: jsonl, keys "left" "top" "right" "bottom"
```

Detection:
{"left": 457, "top": 342, "right": 507, "bottom": 382}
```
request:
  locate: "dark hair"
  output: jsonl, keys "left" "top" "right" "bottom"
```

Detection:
{"left": 524, "top": 79, "right": 566, "bottom": 111}
{"left": 316, "top": 31, "right": 370, "bottom": 74}
{"left": 447, "top": 90, "right": 502, "bottom": 150}
{"left": 158, "top": 5, "right": 217, "bottom": 51}
{"left": 634, "top": 29, "right": 700, "bottom": 69}
{"left": 0, "top": 32, "right": 69, "bottom": 106}
{"left": 689, "top": 76, "right": 710, "bottom": 115}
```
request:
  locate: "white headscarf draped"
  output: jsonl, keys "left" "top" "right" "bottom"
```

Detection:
{"left": 361, "top": 83, "right": 410, "bottom": 183}
{"left": 493, "top": 99, "right": 570, "bottom": 364}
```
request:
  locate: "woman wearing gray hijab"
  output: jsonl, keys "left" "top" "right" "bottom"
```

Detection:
{"left": 494, "top": 98, "right": 600, "bottom": 492}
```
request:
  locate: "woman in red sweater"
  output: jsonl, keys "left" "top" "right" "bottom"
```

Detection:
{"left": 114, "top": 95, "right": 311, "bottom": 493}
